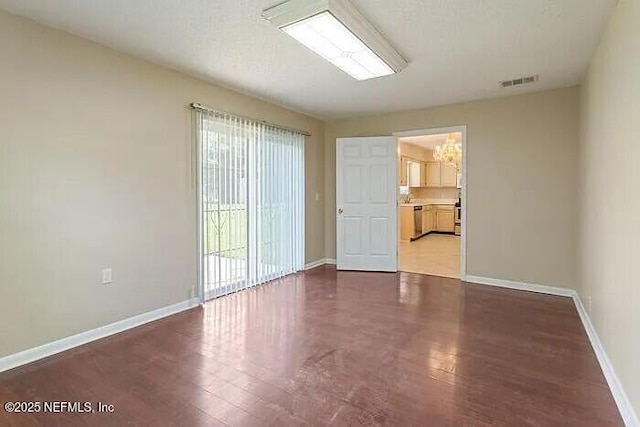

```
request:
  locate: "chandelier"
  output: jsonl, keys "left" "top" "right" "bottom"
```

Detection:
{"left": 433, "top": 134, "right": 462, "bottom": 170}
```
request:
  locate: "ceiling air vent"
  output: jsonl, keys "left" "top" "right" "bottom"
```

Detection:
{"left": 499, "top": 74, "right": 539, "bottom": 88}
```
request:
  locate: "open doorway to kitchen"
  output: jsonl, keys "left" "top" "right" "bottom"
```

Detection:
{"left": 395, "top": 126, "right": 466, "bottom": 279}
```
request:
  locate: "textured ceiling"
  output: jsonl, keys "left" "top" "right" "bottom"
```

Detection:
{"left": 0, "top": 0, "right": 615, "bottom": 119}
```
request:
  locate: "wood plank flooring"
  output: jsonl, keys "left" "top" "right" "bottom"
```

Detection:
{"left": 0, "top": 267, "right": 623, "bottom": 426}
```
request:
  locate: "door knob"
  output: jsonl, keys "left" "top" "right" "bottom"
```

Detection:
{"left": 337, "top": 208, "right": 343, "bottom": 215}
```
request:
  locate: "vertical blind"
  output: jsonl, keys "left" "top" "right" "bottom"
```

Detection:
{"left": 195, "top": 107, "right": 305, "bottom": 300}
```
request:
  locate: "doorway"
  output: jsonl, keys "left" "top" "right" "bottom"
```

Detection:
{"left": 394, "top": 126, "right": 467, "bottom": 279}
{"left": 334, "top": 126, "right": 466, "bottom": 279}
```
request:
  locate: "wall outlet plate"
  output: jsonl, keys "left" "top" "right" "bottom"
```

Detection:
{"left": 101, "top": 268, "right": 113, "bottom": 284}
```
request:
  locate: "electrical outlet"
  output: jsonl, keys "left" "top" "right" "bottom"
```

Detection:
{"left": 585, "top": 295, "right": 592, "bottom": 312}
{"left": 315, "top": 192, "right": 320, "bottom": 202}
{"left": 101, "top": 268, "right": 113, "bottom": 284}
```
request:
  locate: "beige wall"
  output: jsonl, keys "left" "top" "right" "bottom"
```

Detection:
{"left": 578, "top": 0, "right": 640, "bottom": 416}
{"left": 0, "top": 11, "right": 324, "bottom": 358}
{"left": 325, "top": 88, "right": 580, "bottom": 288}
{"left": 399, "top": 141, "right": 431, "bottom": 161}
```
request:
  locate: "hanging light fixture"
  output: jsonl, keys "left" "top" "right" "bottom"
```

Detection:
{"left": 433, "top": 134, "right": 462, "bottom": 170}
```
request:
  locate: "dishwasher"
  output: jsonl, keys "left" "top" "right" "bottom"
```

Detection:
{"left": 412, "top": 206, "right": 422, "bottom": 240}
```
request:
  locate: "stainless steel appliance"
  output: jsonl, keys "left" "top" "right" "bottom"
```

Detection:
{"left": 413, "top": 206, "right": 422, "bottom": 239}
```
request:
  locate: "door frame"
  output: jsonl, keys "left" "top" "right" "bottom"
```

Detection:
{"left": 393, "top": 125, "right": 468, "bottom": 280}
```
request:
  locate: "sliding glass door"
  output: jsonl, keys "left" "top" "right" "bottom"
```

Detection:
{"left": 195, "top": 109, "right": 304, "bottom": 300}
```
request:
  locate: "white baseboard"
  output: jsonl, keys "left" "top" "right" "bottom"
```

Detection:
{"left": 304, "top": 258, "right": 327, "bottom": 270}
{"left": 464, "top": 275, "right": 577, "bottom": 297}
{"left": 573, "top": 296, "right": 638, "bottom": 426}
{"left": 304, "top": 258, "right": 337, "bottom": 270}
{"left": 0, "top": 298, "right": 199, "bottom": 373}
{"left": 465, "top": 274, "right": 636, "bottom": 426}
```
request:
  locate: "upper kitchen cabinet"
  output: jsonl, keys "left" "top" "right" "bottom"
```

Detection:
{"left": 399, "top": 156, "right": 408, "bottom": 185}
{"left": 425, "top": 161, "right": 441, "bottom": 187}
{"left": 421, "top": 161, "right": 427, "bottom": 186}
{"left": 442, "top": 162, "right": 457, "bottom": 187}
{"left": 425, "top": 161, "right": 458, "bottom": 188}
{"left": 408, "top": 160, "right": 422, "bottom": 187}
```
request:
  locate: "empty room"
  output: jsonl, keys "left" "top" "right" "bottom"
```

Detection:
{"left": 0, "top": 0, "right": 638, "bottom": 426}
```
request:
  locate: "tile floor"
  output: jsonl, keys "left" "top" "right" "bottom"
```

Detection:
{"left": 399, "top": 233, "right": 460, "bottom": 278}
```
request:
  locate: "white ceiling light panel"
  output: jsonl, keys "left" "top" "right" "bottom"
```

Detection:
{"left": 263, "top": 0, "right": 407, "bottom": 81}
{"left": 282, "top": 11, "right": 394, "bottom": 80}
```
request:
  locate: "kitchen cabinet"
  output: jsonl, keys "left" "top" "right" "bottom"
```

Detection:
{"left": 421, "top": 206, "right": 434, "bottom": 234}
{"left": 425, "top": 161, "right": 458, "bottom": 188}
{"left": 442, "top": 162, "right": 458, "bottom": 187}
{"left": 425, "top": 161, "right": 442, "bottom": 187}
{"left": 429, "top": 208, "right": 435, "bottom": 232}
{"left": 435, "top": 207, "right": 455, "bottom": 232}
{"left": 399, "top": 206, "right": 415, "bottom": 241}
{"left": 408, "top": 161, "right": 421, "bottom": 187}
{"left": 399, "top": 156, "right": 409, "bottom": 186}
{"left": 420, "top": 162, "right": 426, "bottom": 186}
{"left": 402, "top": 204, "right": 454, "bottom": 239}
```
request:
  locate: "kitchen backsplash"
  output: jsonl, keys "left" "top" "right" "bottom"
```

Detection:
{"left": 410, "top": 187, "right": 459, "bottom": 199}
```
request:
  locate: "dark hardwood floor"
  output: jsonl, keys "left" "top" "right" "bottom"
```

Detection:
{"left": 0, "top": 267, "right": 623, "bottom": 426}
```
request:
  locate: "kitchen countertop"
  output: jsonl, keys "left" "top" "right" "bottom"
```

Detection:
{"left": 399, "top": 198, "right": 457, "bottom": 207}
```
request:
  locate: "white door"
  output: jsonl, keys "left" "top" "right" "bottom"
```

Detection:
{"left": 336, "top": 137, "right": 397, "bottom": 272}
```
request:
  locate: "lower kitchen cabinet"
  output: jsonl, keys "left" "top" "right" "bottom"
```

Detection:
{"left": 421, "top": 207, "right": 433, "bottom": 234}
{"left": 399, "top": 206, "right": 415, "bottom": 241}
{"left": 401, "top": 204, "right": 455, "bottom": 240}
{"left": 435, "top": 209, "right": 455, "bottom": 232}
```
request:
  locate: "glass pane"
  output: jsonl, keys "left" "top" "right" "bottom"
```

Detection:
{"left": 202, "top": 118, "right": 247, "bottom": 298}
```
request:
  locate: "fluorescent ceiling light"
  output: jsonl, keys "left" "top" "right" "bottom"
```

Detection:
{"left": 282, "top": 12, "right": 393, "bottom": 80}
{"left": 263, "top": 0, "right": 407, "bottom": 81}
